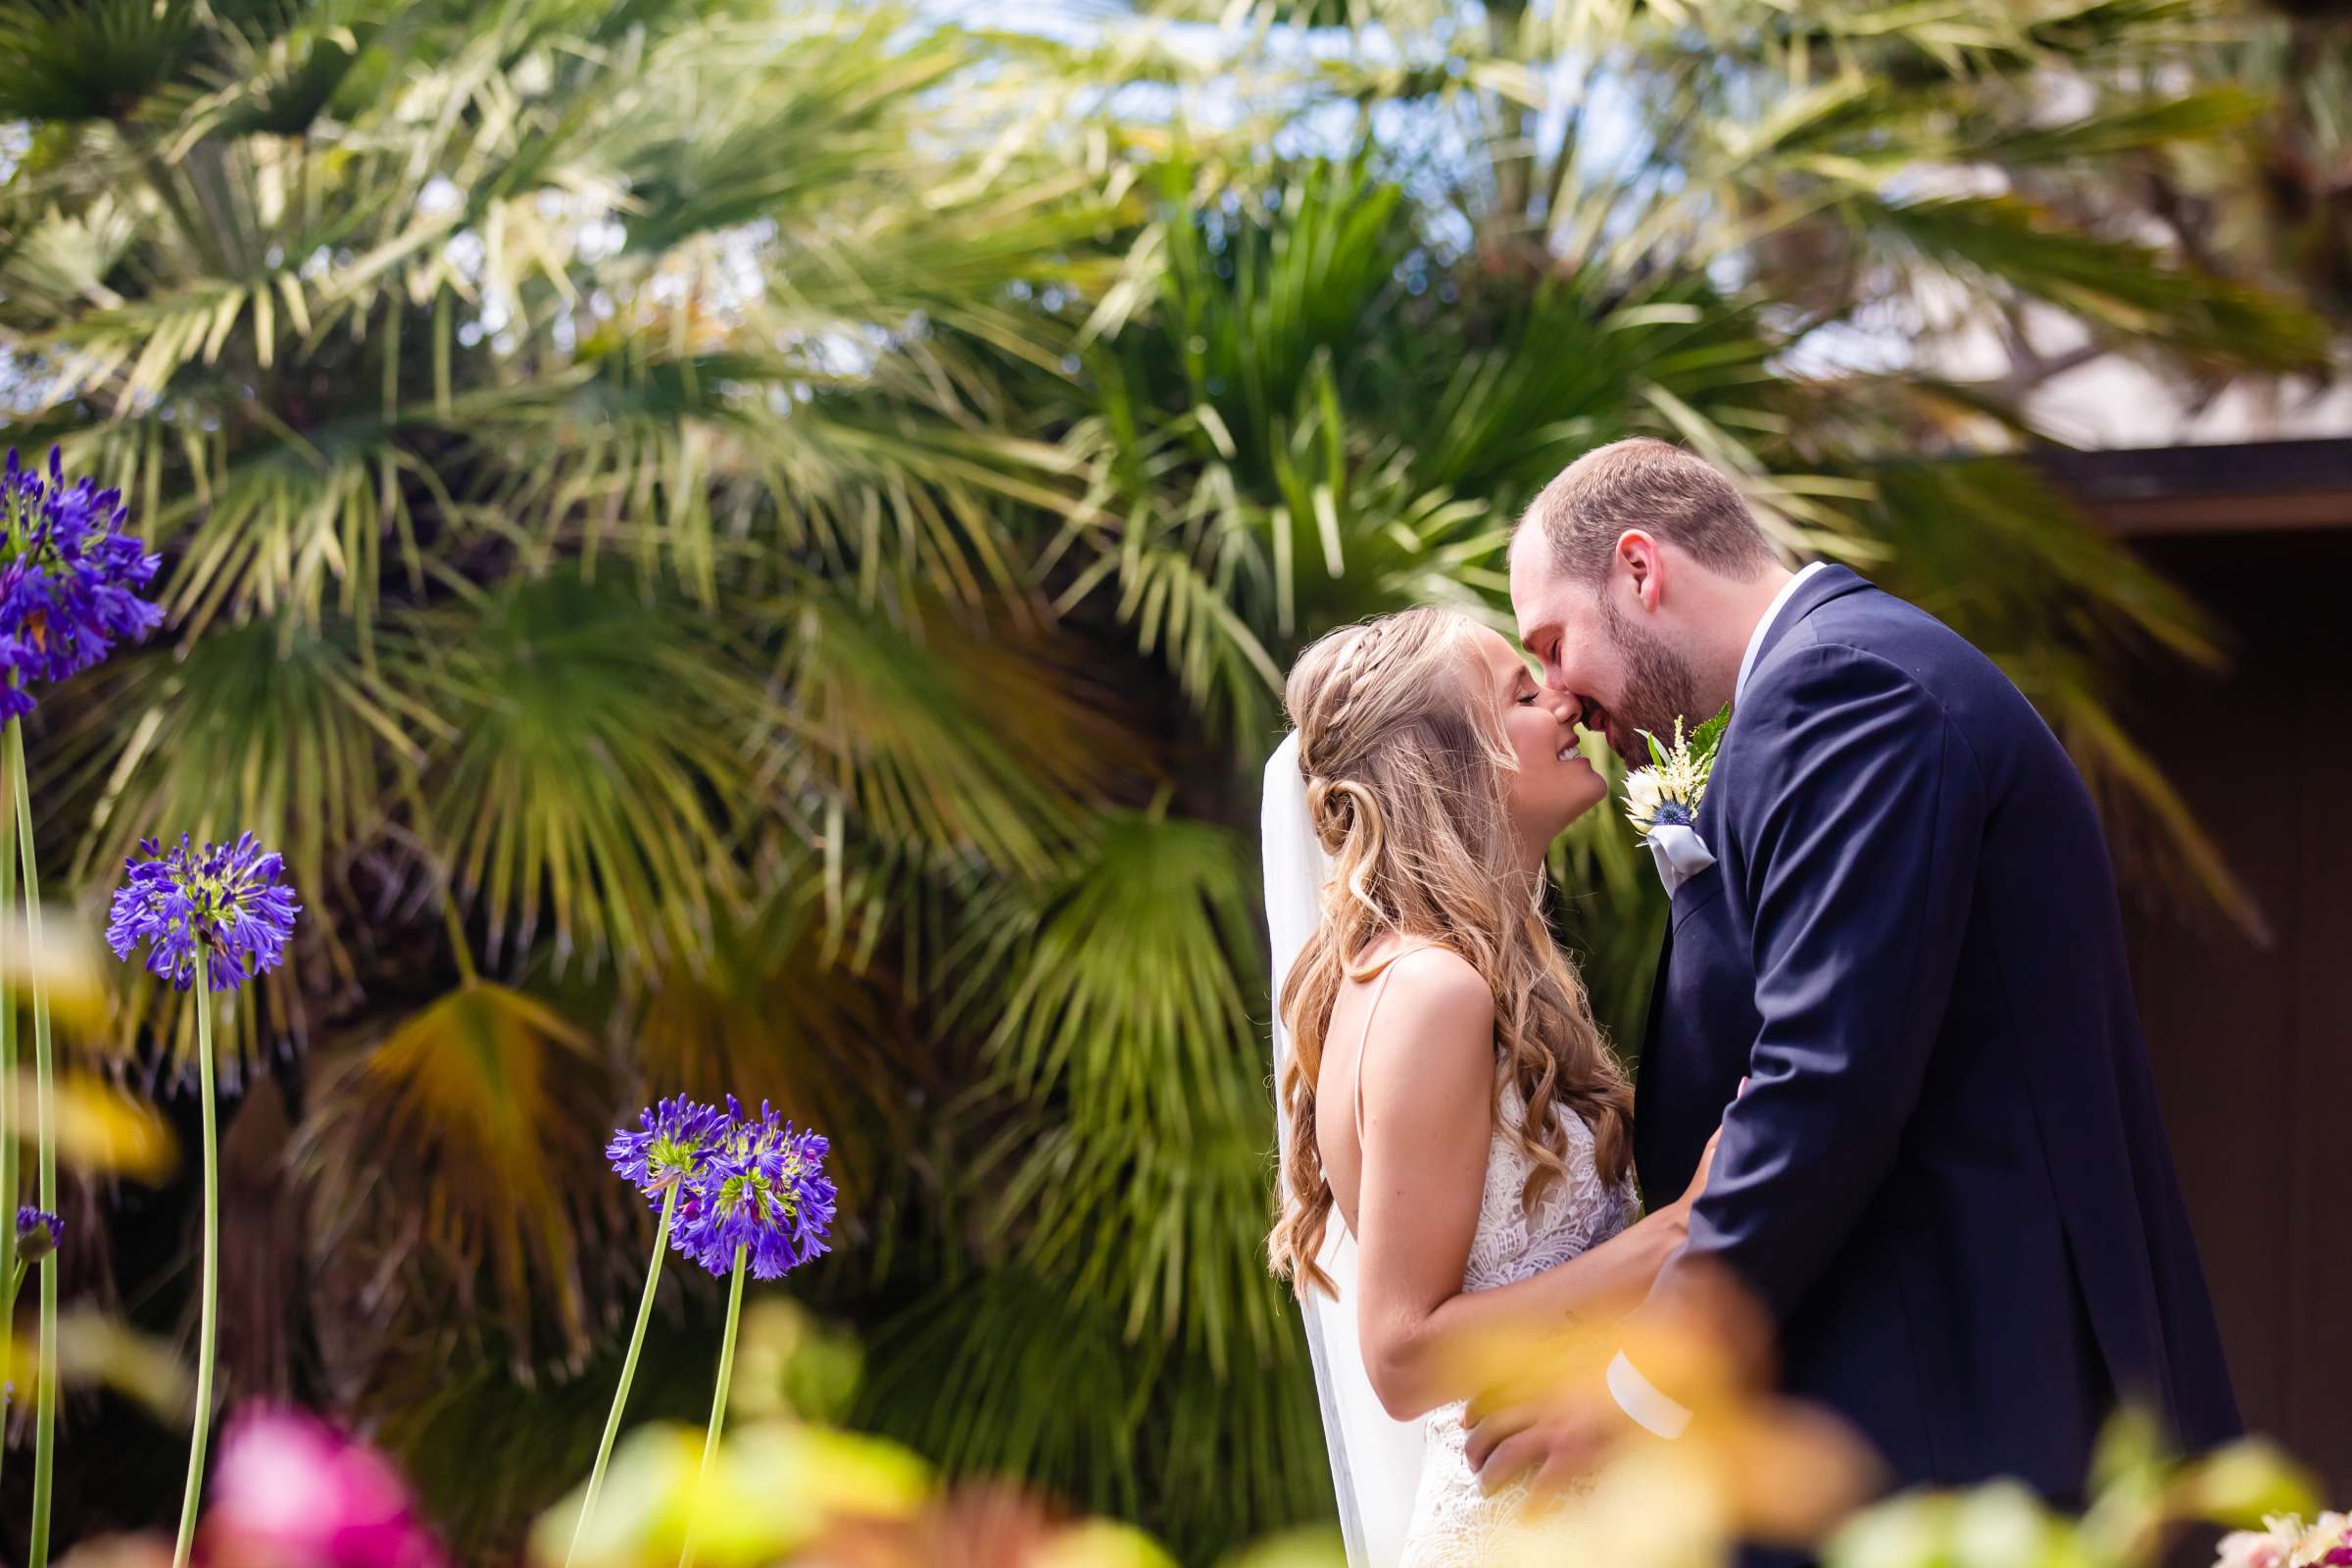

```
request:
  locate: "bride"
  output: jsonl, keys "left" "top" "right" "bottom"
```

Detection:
{"left": 1265, "top": 606, "right": 1717, "bottom": 1567}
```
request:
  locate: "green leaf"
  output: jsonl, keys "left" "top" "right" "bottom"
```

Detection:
{"left": 1690, "top": 702, "right": 1734, "bottom": 758}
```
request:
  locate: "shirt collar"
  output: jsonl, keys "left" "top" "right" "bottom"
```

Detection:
{"left": 1735, "top": 561, "right": 1830, "bottom": 707}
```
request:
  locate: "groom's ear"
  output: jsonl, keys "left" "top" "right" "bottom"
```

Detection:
{"left": 1615, "top": 529, "right": 1665, "bottom": 612}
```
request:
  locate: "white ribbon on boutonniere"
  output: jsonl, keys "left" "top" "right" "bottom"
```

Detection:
{"left": 1622, "top": 706, "right": 1730, "bottom": 898}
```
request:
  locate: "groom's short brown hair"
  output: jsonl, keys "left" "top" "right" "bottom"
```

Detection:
{"left": 1520, "top": 438, "right": 1775, "bottom": 583}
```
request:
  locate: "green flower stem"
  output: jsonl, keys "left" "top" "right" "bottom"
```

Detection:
{"left": 7, "top": 719, "right": 58, "bottom": 1568}
{"left": 678, "top": 1245, "right": 748, "bottom": 1568}
{"left": 0, "top": 751, "right": 17, "bottom": 1501}
{"left": 171, "top": 962, "right": 220, "bottom": 1568}
{"left": 0, "top": 1251, "right": 22, "bottom": 1493}
{"left": 565, "top": 1182, "right": 680, "bottom": 1568}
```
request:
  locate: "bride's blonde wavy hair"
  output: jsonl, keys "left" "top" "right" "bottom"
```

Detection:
{"left": 1267, "top": 607, "right": 1634, "bottom": 1298}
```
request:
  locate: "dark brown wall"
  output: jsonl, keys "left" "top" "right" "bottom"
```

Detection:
{"left": 2119, "top": 528, "right": 2352, "bottom": 1498}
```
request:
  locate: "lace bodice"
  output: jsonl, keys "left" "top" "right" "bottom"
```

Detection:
{"left": 1401, "top": 1079, "right": 1637, "bottom": 1567}
{"left": 1461, "top": 1080, "right": 1635, "bottom": 1291}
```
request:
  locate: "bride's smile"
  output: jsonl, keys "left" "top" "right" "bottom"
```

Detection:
{"left": 1466, "top": 623, "right": 1609, "bottom": 858}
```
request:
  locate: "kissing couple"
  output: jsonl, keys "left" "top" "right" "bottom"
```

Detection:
{"left": 1262, "top": 438, "right": 2239, "bottom": 1567}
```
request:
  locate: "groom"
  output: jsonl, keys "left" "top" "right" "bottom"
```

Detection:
{"left": 1480, "top": 439, "right": 2238, "bottom": 1525}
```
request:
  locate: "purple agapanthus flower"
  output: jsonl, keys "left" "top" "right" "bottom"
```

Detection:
{"left": 676, "top": 1098, "right": 835, "bottom": 1281}
{"left": 0, "top": 447, "right": 164, "bottom": 718}
{"left": 105, "top": 832, "right": 301, "bottom": 993}
{"left": 14, "top": 1205, "right": 62, "bottom": 1263}
{"left": 606, "top": 1095, "right": 730, "bottom": 1205}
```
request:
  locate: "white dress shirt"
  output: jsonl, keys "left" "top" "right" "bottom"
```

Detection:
{"left": 1606, "top": 560, "right": 1828, "bottom": 1440}
{"left": 1736, "top": 561, "right": 1831, "bottom": 708}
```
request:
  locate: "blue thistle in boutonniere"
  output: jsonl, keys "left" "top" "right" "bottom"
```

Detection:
{"left": 1623, "top": 706, "right": 1730, "bottom": 896}
{"left": 1623, "top": 706, "right": 1730, "bottom": 837}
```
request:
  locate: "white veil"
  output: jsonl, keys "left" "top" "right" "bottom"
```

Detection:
{"left": 1262, "top": 732, "right": 1423, "bottom": 1568}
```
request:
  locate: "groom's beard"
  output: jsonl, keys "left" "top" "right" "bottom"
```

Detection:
{"left": 1600, "top": 597, "right": 1702, "bottom": 761}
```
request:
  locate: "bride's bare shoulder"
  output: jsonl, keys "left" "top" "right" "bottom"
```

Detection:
{"left": 1357, "top": 945, "right": 1494, "bottom": 1094}
{"left": 1373, "top": 944, "right": 1489, "bottom": 1014}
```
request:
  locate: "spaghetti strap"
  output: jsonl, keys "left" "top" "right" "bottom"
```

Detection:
{"left": 1351, "top": 942, "right": 1443, "bottom": 1144}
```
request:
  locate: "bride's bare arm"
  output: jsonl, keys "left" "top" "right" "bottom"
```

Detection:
{"left": 1352, "top": 951, "right": 1709, "bottom": 1421}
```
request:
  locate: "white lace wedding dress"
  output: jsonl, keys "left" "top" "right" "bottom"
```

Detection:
{"left": 1396, "top": 1077, "right": 1638, "bottom": 1566}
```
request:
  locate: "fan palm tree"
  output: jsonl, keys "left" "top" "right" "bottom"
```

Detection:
{"left": 0, "top": 0, "right": 2329, "bottom": 1561}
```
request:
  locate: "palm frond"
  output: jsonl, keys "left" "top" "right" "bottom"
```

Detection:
{"left": 1152, "top": 157, "right": 1407, "bottom": 483}
{"left": 984, "top": 1112, "right": 1284, "bottom": 1366}
{"left": 947, "top": 811, "right": 1281, "bottom": 1363}
{"left": 389, "top": 569, "right": 762, "bottom": 973}
{"left": 52, "top": 613, "right": 424, "bottom": 990}
{"left": 965, "top": 810, "right": 1261, "bottom": 1133}
{"left": 1852, "top": 192, "right": 2330, "bottom": 373}
{"left": 1962, "top": 87, "right": 2274, "bottom": 169}
{"left": 0, "top": 0, "right": 206, "bottom": 123}
{"left": 858, "top": 1267, "right": 1150, "bottom": 1524}
{"left": 291, "top": 981, "right": 632, "bottom": 1387}
{"left": 627, "top": 879, "right": 933, "bottom": 1207}
{"left": 771, "top": 587, "right": 1136, "bottom": 881}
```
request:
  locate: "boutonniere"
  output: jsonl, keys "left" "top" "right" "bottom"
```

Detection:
{"left": 1623, "top": 705, "right": 1730, "bottom": 896}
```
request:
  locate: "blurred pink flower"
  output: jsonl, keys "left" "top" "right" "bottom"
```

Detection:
{"left": 2216, "top": 1534, "right": 2287, "bottom": 1568}
{"left": 202, "top": 1408, "right": 445, "bottom": 1568}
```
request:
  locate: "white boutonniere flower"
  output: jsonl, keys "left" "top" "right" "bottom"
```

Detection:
{"left": 1623, "top": 706, "right": 1730, "bottom": 896}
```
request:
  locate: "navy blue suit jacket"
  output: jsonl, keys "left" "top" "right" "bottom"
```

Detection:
{"left": 1637, "top": 566, "right": 2238, "bottom": 1503}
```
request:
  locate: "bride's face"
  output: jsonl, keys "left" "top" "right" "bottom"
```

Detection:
{"left": 1467, "top": 624, "right": 1608, "bottom": 853}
